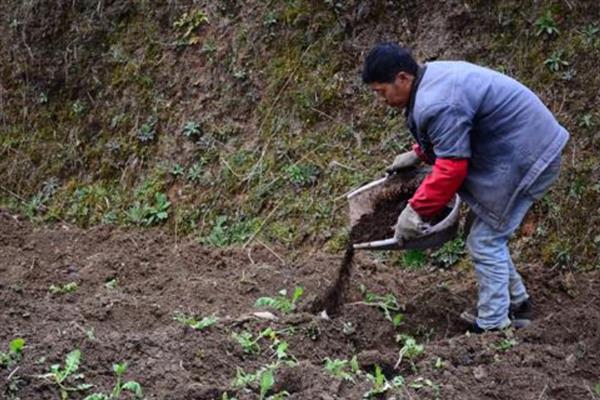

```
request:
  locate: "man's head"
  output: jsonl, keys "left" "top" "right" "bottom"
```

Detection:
{"left": 362, "top": 43, "right": 418, "bottom": 109}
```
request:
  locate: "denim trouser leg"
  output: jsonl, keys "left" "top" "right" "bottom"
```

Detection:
{"left": 467, "top": 156, "right": 561, "bottom": 329}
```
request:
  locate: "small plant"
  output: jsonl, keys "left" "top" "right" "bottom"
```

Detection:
{"left": 259, "top": 368, "right": 274, "bottom": 400}
{"left": 232, "top": 364, "right": 284, "bottom": 400}
{"left": 395, "top": 335, "right": 424, "bottom": 367}
{"left": 105, "top": 278, "right": 118, "bottom": 289}
{"left": 364, "top": 365, "right": 392, "bottom": 398}
{"left": 401, "top": 250, "right": 427, "bottom": 270}
{"left": 187, "top": 162, "right": 204, "bottom": 183}
{"left": 544, "top": 51, "right": 569, "bottom": 72}
{"left": 409, "top": 377, "right": 440, "bottom": 397}
{"left": 0, "top": 338, "right": 25, "bottom": 368}
{"left": 579, "top": 113, "right": 595, "bottom": 129}
{"left": 283, "top": 164, "right": 319, "bottom": 187}
{"left": 136, "top": 117, "right": 157, "bottom": 143}
{"left": 49, "top": 282, "right": 79, "bottom": 295}
{"left": 83, "top": 362, "right": 142, "bottom": 400}
{"left": 535, "top": 10, "right": 559, "bottom": 37}
{"left": 232, "top": 331, "right": 261, "bottom": 354}
{"left": 323, "top": 356, "right": 359, "bottom": 382}
{"left": 494, "top": 338, "right": 517, "bottom": 352}
{"left": 255, "top": 287, "right": 304, "bottom": 314}
{"left": 174, "top": 9, "right": 209, "bottom": 45}
{"left": 360, "top": 287, "right": 404, "bottom": 327}
{"left": 127, "top": 193, "right": 170, "bottom": 226}
{"left": 182, "top": 121, "right": 202, "bottom": 137}
{"left": 580, "top": 23, "right": 599, "bottom": 45}
{"left": 432, "top": 237, "right": 466, "bottom": 268}
{"left": 171, "top": 164, "right": 185, "bottom": 177}
{"left": 38, "top": 349, "right": 92, "bottom": 400}
{"left": 173, "top": 312, "right": 218, "bottom": 331}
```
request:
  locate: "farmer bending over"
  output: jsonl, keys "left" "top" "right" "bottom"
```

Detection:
{"left": 362, "top": 43, "right": 569, "bottom": 333}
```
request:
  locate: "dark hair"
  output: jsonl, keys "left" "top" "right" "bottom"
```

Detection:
{"left": 362, "top": 43, "right": 418, "bottom": 84}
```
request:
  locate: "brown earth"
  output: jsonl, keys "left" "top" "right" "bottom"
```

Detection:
{"left": 1, "top": 208, "right": 599, "bottom": 399}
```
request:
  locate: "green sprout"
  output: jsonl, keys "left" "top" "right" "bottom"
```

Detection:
{"left": 173, "top": 313, "right": 218, "bottom": 331}
{"left": 83, "top": 362, "right": 142, "bottom": 400}
{"left": 255, "top": 287, "right": 304, "bottom": 314}
{"left": 323, "top": 356, "right": 359, "bottom": 382}
{"left": 535, "top": 10, "right": 559, "bottom": 37}
{"left": 0, "top": 338, "right": 25, "bottom": 369}
{"left": 360, "top": 287, "right": 404, "bottom": 328}
{"left": 49, "top": 282, "right": 79, "bottom": 295}
{"left": 182, "top": 121, "right": 201, "bottom": 137}
{"left": 38, "top": 349, "right": 92, "bottom": 400}
{"left": 544, "top": 51, "right": 569, "bottom": 72}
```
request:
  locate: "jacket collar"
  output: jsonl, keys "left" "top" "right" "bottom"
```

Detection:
{"left": 405, "top": 65, "right": 427, "bottom": 119}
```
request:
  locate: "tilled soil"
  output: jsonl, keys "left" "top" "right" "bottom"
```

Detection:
{"left": 1, "top": 209, "right": 599, "bottom": 399}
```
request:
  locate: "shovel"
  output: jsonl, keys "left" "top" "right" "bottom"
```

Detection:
{"left": 347, "top": 168, "right": 461, "bottom": 251}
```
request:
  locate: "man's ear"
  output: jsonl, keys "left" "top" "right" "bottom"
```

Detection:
{"left": 395, "top": 71, "right": 412, "bottom": 83}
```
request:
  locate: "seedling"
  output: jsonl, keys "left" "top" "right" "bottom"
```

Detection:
{"left": 182, "top": 121, "right": 201, "bottom": 137}
{"left": 323, "top": 356, "right": 359, "bottom": 382}
{"left": 0, "top": 338, "right": 25, "bottom": 368}
{"left": 580, "top": 24, "right": 599, "bottom": 45}
{"left": 174, "top": 313, "right": 218, "bottom": 331}
{"left": 232, "top": 331, "right": 261, "bottom": 354}
{"left": 544, "top": 51, "right": 569, "bottom": 72}
{"left": 254, "top": 287, "right": 304, "bottom": 314}
{"left": 363, "top": 365, "right": 391, "bottom": 398}
{"left": 494, "top": 338, "right": 517, "bottom": 352}
{"left": 409, "top": 377, "right": 440, "bottom": 398}
{"left": 137, "top": 117, "right": 157, "bottom": 143}
{"left": 171, "top": 164, "right": 185, "bottom": 177}
{"left": 535, "top": 10, "right": 559, "bottom": 37}
{"left": 579, "top": 113, "right": 595, "bottom": 129}
{"left": 49, "top": 282, "right": 79, "bottom": 295}
{"left": 83, "top": 362, "right": 143, "bottom": 400}
{"left": 395, "top": 335, "right": 424, "bottom": 367}
{"left": 360, "top": 287, "right": 404, "bottom": 327}
{"left": 37, "top": 349, "right": 93, "bottom": 400}
{"left": 232, "top": 363, "right": 284, "bottom": 400}
{"left": 173, "top": 9, "right": 209, "bottom": 45}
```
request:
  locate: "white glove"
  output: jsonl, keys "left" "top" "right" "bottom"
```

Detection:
{"left": 394, "top": 204, "right": 430, "bottom": 242}
{"left": 386, "top": 150, "right": 420, "bottom": 174}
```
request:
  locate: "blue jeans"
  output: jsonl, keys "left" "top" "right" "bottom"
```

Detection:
{"left": 467, "top": 155, "right": 562, "bottom": 329}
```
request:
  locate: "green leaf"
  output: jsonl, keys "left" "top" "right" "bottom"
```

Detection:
{"left": 255, "top": 297, "right": 279, "bottom": 309}
{"left": 9, "top": 338, "right": 25, "bottom": 354}
{"left": 113, "top": 362, "right": 127, "bottom": 376}
{"left": 291, "top": 286, "right": 304, "bottom": 303}
{"left": 83, "top": 394, "right": 108, "bottom": 400}
{"left": 122, "top": 381, "right": 143, "bottom": 397}
{"left": 259, "top": 369, "right": 275, "bottom": 400}
{"left": 64, "top": 349, "right": 81, "bottom": 377}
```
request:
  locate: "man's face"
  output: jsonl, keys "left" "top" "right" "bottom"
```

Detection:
{"left": 369, "top": 72, "right": 414, "bottom": 109}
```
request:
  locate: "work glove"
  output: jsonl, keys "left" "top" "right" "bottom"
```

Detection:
{"left": 394, "top": 204, "right": 430, "bottom": 242}
{"left": 386, "top": 150, "right": 420, "bottom": 174}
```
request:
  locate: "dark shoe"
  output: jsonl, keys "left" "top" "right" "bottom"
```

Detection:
{"left": 510, "top": 298, "right": 533, "bottom": 328}
{"left": 460, "top": 307, "right": 477, "bottom": 326}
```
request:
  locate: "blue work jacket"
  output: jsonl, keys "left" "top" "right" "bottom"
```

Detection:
{"left": 406, "top": 61, "right": 569, "bottom": 230}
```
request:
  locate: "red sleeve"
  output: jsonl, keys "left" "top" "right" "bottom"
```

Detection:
{"left": 409, "top": 158, "right": 468, "bottom": 218}
{"left": 412, "top": 144, "right": 433, "bottom": 164}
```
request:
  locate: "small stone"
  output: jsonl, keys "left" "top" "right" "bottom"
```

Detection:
{"left": 473, "top": 365, "right": 487, "bottom": 380}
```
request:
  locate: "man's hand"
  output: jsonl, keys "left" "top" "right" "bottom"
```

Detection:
{"left": 386, "top": 150, "right": 420, "bottom": 174}
{"left": 394, "top": 204, "right": 430, "bottom": 242}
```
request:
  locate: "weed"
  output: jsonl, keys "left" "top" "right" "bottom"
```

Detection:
{"left": 136, "top": 117, "right": 157, "bottom": 143}
{"left": 409, "top": 377, "right": 440, "bottom": 398}
{"left": 83, "top": 362, "right": 142, "bottom": 400}
{"left": 396, "top": 335, "right": 425, "bottom": 363}
{"left": 173, "top": 312, "right": 218, "bottom": 331}
{"left": 49, "top": 282, "right": 79, "bottom": 295}
{"left": 171, "top": 164, "right": 185, "bottom": 177}
{"left": 232, "top": 363, "right": 285, "bottom": 400}
{"left": 182, "top": 121, "right": 202, "bottom": 137}
{"left": 104, "top": 278, "right": 118, "bottom": 289}
{"left": 233, "top": 331, "right": 261, "bottom": 354}
{"left": 284, "top": 164, "right": 319, "bottom": 187}
{"left": 174, "top": 9, "right": 209, "bottom": 45}
{"left": 187, "top": 162, "right": 204, "bottom": 183}
{"left": 127, "top": 192, "right": 170, "bottom": 226}
{"left": 579, "top": 113, "right": 595, "bottom": 129}
{"left": 364, "top": 365, "right": 392, "bottom": 398}
{"left": 494, "top": 338, "right": 517, "bottom": 352}
{"left": 400, "top": 250, "right": 427, "bottom": 270}
{"left": 255, "top": 287, "right": 304, "bottom": 314}
{"left": 323, "top": 356, "right": 359, "bottom": 382}
{"left": 535, "top": 10, "right": 559, "bottom": 37}
{"left": 0, "top": 338, "right": 25, "bottom": 369}
{"left": 201, "top": 215, "right": 259, "bottom": 247}
{"left": 544, "top": 51, "right": 569, "bottom": 72}
{"left": 580, "top": 24, "right": 599, "bottom": 46}
{"left": 37, "top": 349, "right": 93, "bottom": 399}
{"left": 360, "top": 286, "right": 404, "bottom": 327}
{"left": 432, "top": 237, "right": 466, "bottom": 268}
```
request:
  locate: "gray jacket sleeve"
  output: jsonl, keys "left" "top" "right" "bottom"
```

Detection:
{"left": 419, "top": 103, "right": 473, "bottom": 159}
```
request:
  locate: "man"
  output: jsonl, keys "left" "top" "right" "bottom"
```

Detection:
{"left": 362, "top": 43, "right": 569, "bottom": 332}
